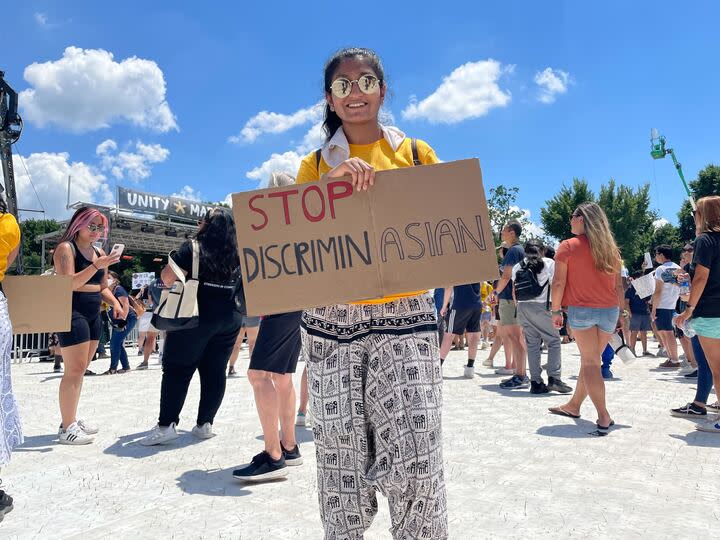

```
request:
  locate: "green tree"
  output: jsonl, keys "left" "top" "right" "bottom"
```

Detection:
{"left": 678, "top": 164, "right": 720, "bottom": 241}
{"left": 650, "top": 222, "right": 682, "bottom": 261}
{"left": 598, "top": 180, "right": 655, "bottom": 268}
{"left": 17, "top": 219, "right": 60, "bottom": 274}
{"left": 486, "top": 185, "right": 525, "bottom": 245}
{"left": 540, "top": 179, "right": 594, "bottom": 241}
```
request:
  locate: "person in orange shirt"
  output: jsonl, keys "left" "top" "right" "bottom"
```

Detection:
{"left": 548, "top": 202, "right": 625, "bottom": 436}
{"left": 296, "top": 47, "right": 447, "bottom": 539}
{"left": 0, "top": 192, "right": 22, "bottom": 520}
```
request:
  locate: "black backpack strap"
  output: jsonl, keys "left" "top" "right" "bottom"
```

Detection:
{"left": 545, "top": 280, "right": 551, "bottom": 311}
{"left": 411, "top": 138, "right": 422, "bottom": 166}
{"left": 315, "top": 149, "right": 322, "bottom": 174}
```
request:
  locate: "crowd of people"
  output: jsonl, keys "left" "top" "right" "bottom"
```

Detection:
{"left": 0, "top": 46, "right": 718, "bottom": 537}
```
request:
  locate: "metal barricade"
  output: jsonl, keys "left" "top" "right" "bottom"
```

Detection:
{"left": 12, "top": 332, "right": 50, "bottom": 363}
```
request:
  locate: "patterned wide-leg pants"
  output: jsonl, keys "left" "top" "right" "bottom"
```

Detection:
{"left": 301, "top": 293, "right": 447, "bottom": 540}
{"left": 0, "top": 292, "right": 23, "bottom": 466}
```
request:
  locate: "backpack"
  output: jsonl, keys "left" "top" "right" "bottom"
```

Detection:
{"left": 314, "top": 138, "right": 422, "bottom": 172}
{"left": 513, "top": 261, "right": 549, "bottom": 307}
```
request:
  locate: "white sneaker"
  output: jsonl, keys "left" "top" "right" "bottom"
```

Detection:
{"left": 480, "top": 341, "right": 488, "bottom": 350}
{"left": 495, "top": 367, "right": 514, "bottom": 375}
{"left": 679, "top": 365, "right": 696, "bottom": 376}
{"left": 139, "top": 423, "right": 179, "bottom": 446}
{"left": 191, "top": 422, "right": 216, "bottom": 439}
{"left": 482, "top": 358, "right": 494, "bottom": 367}
{"left": 463, "top": 366, "right": 475, "bottom": 379}
{"left": 77, "top": 419, "right": 99, "bottom": 435}
{"left": 58, "top": 422, "right": 94, "bottom": 445}
{"left": 696, "top": 415, "right": 720, "bottom": 433}
{"left": 707, "top": 401, "right": 720, "bottom": 412}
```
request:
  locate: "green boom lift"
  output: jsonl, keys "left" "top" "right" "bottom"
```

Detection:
{"left": 650, "top": 128, "right": 696, "bottom": 210}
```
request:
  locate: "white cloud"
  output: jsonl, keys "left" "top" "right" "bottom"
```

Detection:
{"left": 34, "top": 12, "right": 49, "bottom": 27}
{"left": 20, "top": 46, "right": 178, "bottom": 133}
{"left": 230, "top": 102, "right": 324, "bottom": 144}
{"left": 510, "top": 206, "right": 548, "bottom": 241}
{"left": 172, "top": 185, "right": 202, "bottom": 201}
{"left": 12, "top": 152, "right": 112, "bottom": 219}
{"left": 221, "top": 193, "right": 234, "bottom": 208}
{"left": 96, "top": 139, "right": 169, "bottom": 181}
{"left": 402, "top": 60, "right": 512, "bottom": 124}
{"left": 534, "top": 67, "right": 571, "bottom": 104}
{"left": 296, "top": 122, "right": 326, "bottom": 154}
{"left": 653, "top": 218, "right": 670, "bottom": 229}
{"left": 246, "top": 151, "right": 303, "bottom": 188}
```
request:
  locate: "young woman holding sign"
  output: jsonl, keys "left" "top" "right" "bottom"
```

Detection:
{"left": 296, "top": 48, "right": 447, "bottom": 539}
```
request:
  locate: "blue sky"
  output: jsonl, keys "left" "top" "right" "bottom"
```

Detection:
{"left": 5, "top": 1, "right": 719, "bottom": 231}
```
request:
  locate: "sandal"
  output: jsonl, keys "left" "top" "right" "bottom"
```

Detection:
{"left": 548, "top": 406, "right": 581, "bottom": 419}
{"left": 590, "top": 420, "right": 615, "bottom": 437}
{"left": 101, "top": 369, "right": 118, "bottom": 375}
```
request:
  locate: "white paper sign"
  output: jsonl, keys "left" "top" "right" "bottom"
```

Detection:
{"left": 631, "top": 273, "right": 656, "bottom": 299}
{"left": 132, "top": 272, "right": 156, "bottom": 290}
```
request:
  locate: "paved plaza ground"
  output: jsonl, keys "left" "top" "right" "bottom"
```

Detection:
{"left": 3, "top": 338, "right": 719, "bottom": 539}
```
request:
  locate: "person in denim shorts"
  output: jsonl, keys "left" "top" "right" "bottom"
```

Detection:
{"left": 675, "top": 196, "right": 720, "bottom": 433}
{"left": 548, "top": 202, "right": 624, "bottom": 436}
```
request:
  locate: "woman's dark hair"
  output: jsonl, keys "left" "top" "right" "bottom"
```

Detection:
{"left": 524, "top": 239, "right": 545, "bottom": 274}
{"left": 0, "top": 193, "right": 7, "bottom": 214}
{"left": 196, "top": 208, "right": 240, "bottom": 282}
{"left": 322, "top": 47, "right": 385, "bottom": 141}
{"left": 543, "top": 245, "right": 556, "bottom": 260}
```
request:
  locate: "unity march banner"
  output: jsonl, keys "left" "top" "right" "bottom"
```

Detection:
{"left": 232, "top": 159, "right": 497, "bottom": 316}
{"left": 117, "top": 187, "right": 215, "bottom": 221}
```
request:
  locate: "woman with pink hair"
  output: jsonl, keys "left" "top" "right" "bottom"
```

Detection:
{"left": 53, "top": 207, "right": 122, "bottom": 445}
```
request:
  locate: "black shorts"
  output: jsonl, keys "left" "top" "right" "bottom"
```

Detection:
{"left": 447, "top": 307, "right": 482, "bottom": 335}
{"left": 249, "top": 311, "right": 302, "bottom": 374}
{"left": 57, "top": 292, "right": 102, "bottom": 347}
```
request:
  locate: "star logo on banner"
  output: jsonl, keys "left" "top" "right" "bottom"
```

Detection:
{"left": 174, "top": 201, "right": 187, "bottom": 214}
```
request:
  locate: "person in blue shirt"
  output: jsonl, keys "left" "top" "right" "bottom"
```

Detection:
{"left": 493, "top": 220, "right": 529, "bottom": 389}
{"left": 624, "top": 272, "right": 652, "bottom": 356}
{"left": 103, "top": 271, "right": 137, "bottom": 374}
{"left": 439, "top": 283, "right": 483, "bottom": 378}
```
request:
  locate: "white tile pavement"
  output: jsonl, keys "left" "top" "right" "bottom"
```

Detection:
{"left": 2, "top": 340, "right": 719, "bottom": 539}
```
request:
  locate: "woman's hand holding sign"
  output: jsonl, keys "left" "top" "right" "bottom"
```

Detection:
{"left": 323, "top": 158, "right": 376, "bottom": 192}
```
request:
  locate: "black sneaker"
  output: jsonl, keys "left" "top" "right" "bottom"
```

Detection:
{"left": 684, "top": 369, "right": 698, "bottom": 378}
{"left": 233, "top": 451, "right": 288, "bottom": 482}
{"left": 500, "top": 374, "right": 530, "bottom": 389}
{"left": 281, "top": 443, "right": 304, "bottom": 466}
{"left": 0, "top": 489, "right": 13, "bottom": 521}
{"left": 530, "top": 380, "right": 549, "bottom": 394}
{"left": 547, "top": 376, "right": 573, "bottom": 394}
{"left": 670, "top": 402, "right": 707, "bottom": 418}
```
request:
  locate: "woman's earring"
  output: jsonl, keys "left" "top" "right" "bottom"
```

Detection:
{"left": 330, "top": 105, "right": 335, "bottom": 112}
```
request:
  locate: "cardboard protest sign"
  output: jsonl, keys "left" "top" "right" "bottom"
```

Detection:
{"left": 4, "top": 275, "right": 73, "bottom": 333}
{"left": 232, "top": 159, "right": 497, "bottom": 315}
{"left": 132, "top": 272, "right": 156, "bottom": 290}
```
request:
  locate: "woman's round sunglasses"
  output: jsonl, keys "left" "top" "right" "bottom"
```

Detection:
{"left": 329, "top": 75, "right": 381, "bottom": 99}
{"left": 87, "top": 224, "right": 104, "bottom": 233}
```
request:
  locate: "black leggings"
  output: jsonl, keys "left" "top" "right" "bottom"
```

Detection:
{"left": 158, "top": 313, "right": 242, "bottom": 427}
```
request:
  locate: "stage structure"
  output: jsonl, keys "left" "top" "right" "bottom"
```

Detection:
{"left": 36, "top": 186, "right": 220, "bottom": 271}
